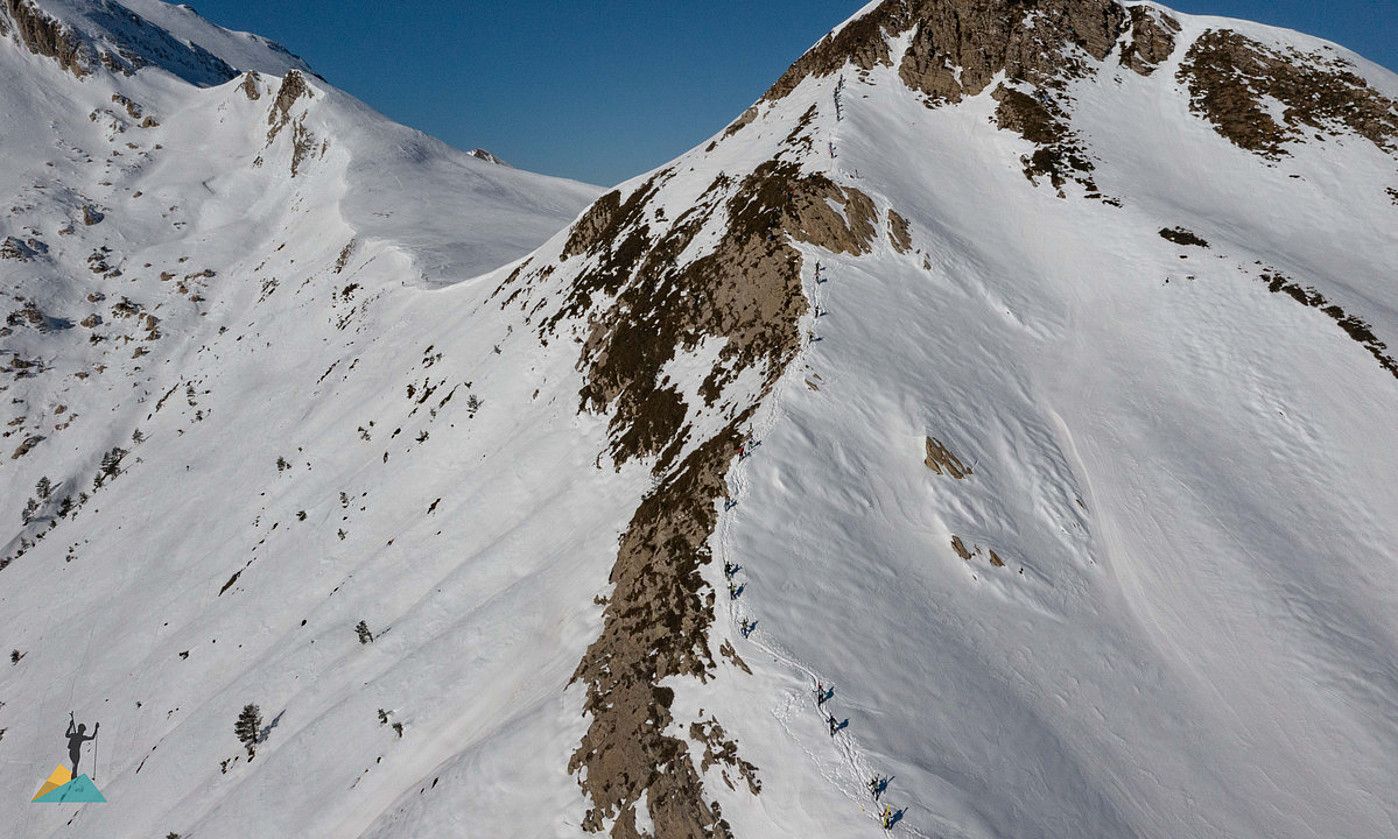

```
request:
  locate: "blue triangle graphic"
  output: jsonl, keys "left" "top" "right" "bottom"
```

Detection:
{"left": 34, "top": 774, "right": 106, "bottom": 803}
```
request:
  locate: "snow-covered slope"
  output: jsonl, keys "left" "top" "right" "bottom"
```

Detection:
{"left": 106, "top": 0, "right": 313, "bottom": 76}
{"left": 2, "top": 1, "right": 1395, "bottom": 838}
{"left": 483, "top": 2, "right": 1398, "bottom": 837}
{"left": 0, "top": 2, "right": 605, "bottom": 836}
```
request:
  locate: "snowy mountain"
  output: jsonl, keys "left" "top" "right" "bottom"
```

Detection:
{"left": 3, "top": 1, "right": 1396, "bottom": 838}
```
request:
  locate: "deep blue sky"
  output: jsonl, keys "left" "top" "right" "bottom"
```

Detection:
{"left": 187, "top": 0, "right": 1396, "bottom": 186}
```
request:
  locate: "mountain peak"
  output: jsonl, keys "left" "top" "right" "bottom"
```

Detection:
{"left": 0, "top": 0, "right": 311, "bottom": 85}
{"left": 759, "top": 0, "right": 1394, "bottom": 169}
{"left": 764, "top": 0, "right": 1152, "bottom": 103}
{"left": 468, "top": 147, "right": 511, "bottom": 167}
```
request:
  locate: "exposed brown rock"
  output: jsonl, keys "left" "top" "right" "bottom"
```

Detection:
{"left": 1178, "top": 30, "right": 1398, "bottom": 158}
{"left": 782, "top": 105, "right": 819, "bottom": 154}
{"left": 953, "top": 536, "right": 1012, "bottom": 569}
{"left": 568, "top": 425, "right": 745, "bottom": 838}
{"left": 993, "top": 84, "right": 1098, "bottom": 194}
{"left": 111, "top": 93, "right": 143, "bottom": 119}
{"left": 784, "top": 168, "right": 877, "bottom": 257}
{"left": 558, "top": 177, "right": 664, "bottom": 264}
{"left": 1159, "top": 226, "right": 1209, "bottom": 247}
{"left": 993, "top": 86, "right": 1065, "bottom": 143}
{"left": 1, "top": 237, "right": 35, "bottom": 261}
{"left": 887, "top": 208, "right": 913, "bottom": 253}
{"left": 263, "top": 72, "right": 321, "bottom": 177}
{"left": 3, "top": 0, "right": 88, "bottom": 77}
{"left": 546, "top": 161, "right": 873, "bottom": 471}
{"left": 288, "top": 117, "right": 316, "bottom": 177}
{"left": 718, "top": 640, "right": 751, "bottom": 674}
{"left": 762, "top": 1, "right": 906, "bottom": 102}
{"left": 900, "top": 0, "right": 1127, "bottom": 103}
{"left": 924, "top": 435, "right": 971, "bottom": 478}
{"left": 239, "top": 71, "right": 262, "bottom": 101}
{"left": 334, "top": 239, "right": 355, "bottom": 274}
{"left": 267, "top": 69, "right": 312, "bottom": 143}
{"left": 690, "top": 717, "right": 761, "bottom": 794}
{"left": 1120, "top": 5, "right": 1181, "bottom": 75}
{"left": 542, "top": 157, "right": 877, "bottom": 836}
{"left": 467, "top": 148, "right": 510, "bottom": 166}
{"left": 763, "top": 0, "right": 1134, "bottom": 107}
{"left": 720, "top": 106, "right": 759, "bottom": 140}
{"left": 10, "top": 434, "right": 43, "bottom": 459}
{"left": 110, "top": 297, "right": 141, "bottom": 319}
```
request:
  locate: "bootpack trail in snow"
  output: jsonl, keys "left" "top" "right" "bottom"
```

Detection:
{"left": 713, "top": 154, "right": 934, "bottom": 834}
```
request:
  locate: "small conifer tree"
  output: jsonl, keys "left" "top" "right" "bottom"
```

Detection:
{"left": 235, "top": 704, "right": 262, "bottom": 759}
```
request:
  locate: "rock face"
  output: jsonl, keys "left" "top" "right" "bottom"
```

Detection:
{"left": 266, "top": 68, "right": 311, "bottom": 138}
{"left": 992, "top": 85, "right": 1099, "bottom": 193}
{"left": 763, "top": 0, "right": 1393, "bottom": 163}
{"left": 3, "top": 0, "right": 86, "bottom": 76}
{"left": 265, "top": 69, "right": 321, "bottom": 176}
{"left": 1178, "top": 29, "right": 1398, "bottom": 158}
{"left": 761, "top": 0, "right": 1189, "bottom": 200}
{"left": 924, "top": 436, "right": 971, "bottom": 478}
{"left": 765, "top": 0, "right": 1173, "bottom": 106}
{"left": 239, "top": 70, "right": 262, "bottom": 100}
{"left": 1120, "top": 4, "right": 1181, "bottom": 75}
{"left": 897, "top": 0, "right": 1128, "bottom": 101}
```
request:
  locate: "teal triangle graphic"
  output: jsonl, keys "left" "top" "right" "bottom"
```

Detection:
{"left": 34, "top": 774, "right": 105, "bottom": 803}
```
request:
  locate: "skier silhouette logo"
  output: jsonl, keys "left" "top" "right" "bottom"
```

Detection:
{"left": 66, "top": 713, "right": 98, "bottom": 776}
{"left": 31, "top": 713, "right": 107, "bottom": 804}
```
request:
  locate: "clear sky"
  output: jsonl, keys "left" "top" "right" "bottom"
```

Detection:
{"left": 186, "top": 0, "right": 1396, "bottom": 187}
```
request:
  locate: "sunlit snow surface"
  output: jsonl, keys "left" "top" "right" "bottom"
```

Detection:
{"left": 700, "top": 13, "right": 1398, "bottom": 839}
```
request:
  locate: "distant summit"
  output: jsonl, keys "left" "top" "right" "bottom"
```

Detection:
{"left": 0, "top": 0, "right": 314, "bottom": 84}
{"left": 468, "top": 148, "right": 511, "bottom": 167}
{"left": 0, "top": 0, "right": 236, "bottom": 84}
